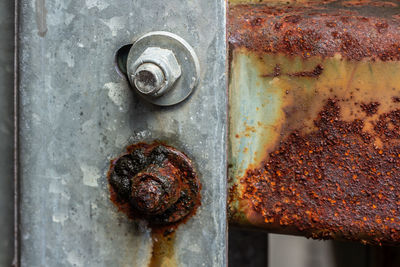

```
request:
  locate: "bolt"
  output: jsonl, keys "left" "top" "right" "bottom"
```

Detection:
{"left": 131, "top": 161, "right": 182, "bottom": 215}
{"left": 133, "top": 63, "right": 165, "bottom": 95}
{"left": 132, "top": 178, "right": 163, "bottom": 213}
{"left": 108, "top": 143, "right": 201, "bottom": 226}
{"left": 129, "top": 47, "right": 181, "bottom": 97}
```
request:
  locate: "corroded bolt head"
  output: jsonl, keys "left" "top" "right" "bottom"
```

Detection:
{"left": 131, "top": 162, "right": 182, "bottom": 215}
{"left": 132, "top": 177, "right": 164, "bottom": 213}
{"left": 108, "top": 143, "right": 201, "bottom": 226}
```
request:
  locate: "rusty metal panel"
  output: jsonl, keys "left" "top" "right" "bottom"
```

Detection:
{"left": 228, "top": 0, "right": 400, "bottom": 245}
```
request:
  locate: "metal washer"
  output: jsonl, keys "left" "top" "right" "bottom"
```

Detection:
{"left": 127, "top": 31, "right": 200, "bottom": 106}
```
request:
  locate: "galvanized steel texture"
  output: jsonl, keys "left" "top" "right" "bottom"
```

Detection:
{"left": 228, "top": 0, "right": 400, "bottom": 245}
{"left": 18, "top": 0, "right": 227, "bottom": 266}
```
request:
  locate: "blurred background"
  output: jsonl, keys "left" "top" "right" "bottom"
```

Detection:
{"left": 229, "top": 229, "right": 400, "bottom": 267}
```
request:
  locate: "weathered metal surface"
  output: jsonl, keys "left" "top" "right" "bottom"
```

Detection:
{"left": 0, "top": 0, "right": 15, "bottom": 265}
{"left": 108, "top": 142, "right": 201, "bottom": 228}
{"left": 229, "top": 0, "right": 333, "bottom": 5}
{"left": 19, "top": 0, "right": 227, "bottom": 266}
{"left": 229, "top": 0, "right": 400, "bottom": 6}
{"left": 229, "top": 1, "right": 400, "bottom": 61}
{"left": 228, "top": 1, "right": 400, "bottom": 245}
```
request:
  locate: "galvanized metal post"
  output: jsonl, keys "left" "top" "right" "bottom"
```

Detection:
{"left": 18, "top": 0, "right": 227, "bottom": 266}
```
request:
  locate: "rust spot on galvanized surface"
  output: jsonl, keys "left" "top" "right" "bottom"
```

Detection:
{"left": 228, "top": 1, "right": 400, "bottom": 61}
{"left": 108, "top": 143, "right": 201, "bottom": 265}
{"left": 149, "top": 230, "right": 177, "bottom": 267}
{"left": 107, "top": 142, "right": 201, "bottom": 233}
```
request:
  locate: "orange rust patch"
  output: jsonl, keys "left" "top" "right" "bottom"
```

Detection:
{"left": 242, "top": 99, "right": 400, "bottom": 245}
{"left": 228, "top": 2, "right": 400, "bottom": 61}
{"left": 149, "top": 231, "right": 177, "bottom": 267}
{"left": 341, "top": 0, "right": 398, "bottom": 8}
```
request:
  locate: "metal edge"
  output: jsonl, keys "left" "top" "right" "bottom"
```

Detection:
{"left": 13, "top": 0, "right": 20, "bottom": 265}
{"left": 224, "top": 1, "right": 229, "bottom": 265}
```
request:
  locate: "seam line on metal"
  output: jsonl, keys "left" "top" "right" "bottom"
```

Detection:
{"left": 13, "top": 0, "right": 20, "bottom": 265}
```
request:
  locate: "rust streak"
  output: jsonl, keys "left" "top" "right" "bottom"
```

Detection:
{"left": 288, "top": 64, "right": 324, "bottom": 77}
{"left": 346, "top": 64, "right": 358, "bottom": 92}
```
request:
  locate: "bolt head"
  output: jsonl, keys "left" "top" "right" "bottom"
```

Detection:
{"left": 131, "top": 162, "right": 182, "bottom": 215}
{"left": 129, "top": 47, "right": 182, "bottom": 97}
{"left": 133, "top": 63, "right": 165, "bottom": 95}
{"left": 132, "top": 177, "right": 163, "bottom": 213}
{"left": 108, "top": 143, "right": 201, "bottom": 226}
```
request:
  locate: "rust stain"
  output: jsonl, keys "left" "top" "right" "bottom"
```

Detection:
{"left": 228, "top": 0, "right": 400, "bottom": 245}
{"left": 107, "top": 142, "right": 201, "bottom": 231}
{"left": 263, "top": 64, "right": 324, "bottom": 77}
{"left": 229, "top": 0, "right": 338, "bottom": 4}
{"left": 289, "top": 64, "right": 324, "bottom": 77}
{"left": 361, "top": 102, "right": 380, "bottom": 116}
{"left": 230, "top": 0, "right": 399, "bottom": 7}
{"left": 107, "top": 142, "right": 201, "bottom": 265}
{"left": 149, "top": 230, "right": 177, "bottom": 267}
{"left": 228, "top": 1, "right": 400, "bottom": 61}
{"left": 341, "top": 0, "right": 398, "bottom": 8}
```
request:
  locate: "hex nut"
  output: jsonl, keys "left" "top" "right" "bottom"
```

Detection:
{"left": 126, "top": 31, "right": 200, "bottom": 106}
{"left": 129, "top": 47, "right": 182, "bottom": 97}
